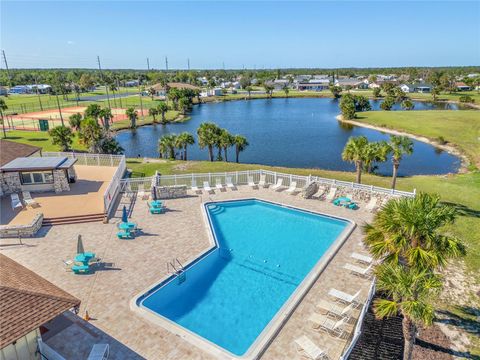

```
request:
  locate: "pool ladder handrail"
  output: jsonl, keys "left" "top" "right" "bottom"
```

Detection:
{"left": 167, "top": 258, "right": 184, "bottom": 275}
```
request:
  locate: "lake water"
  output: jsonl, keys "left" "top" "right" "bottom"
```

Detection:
{"left": 116, "top": 98, "right": 463, "bottom": 176}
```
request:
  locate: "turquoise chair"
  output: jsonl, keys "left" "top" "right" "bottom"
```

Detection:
{"left": 347, "top": 202, "right": 359, "bottom": 210}
{"left": 117, "top": 230, "right": 133, "bottom": 239}
{"left": 72, "top": 264, "right": 89, "bottom": 274}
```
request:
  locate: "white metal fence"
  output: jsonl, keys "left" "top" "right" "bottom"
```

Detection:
{"left": 340, "top": 281, "right": 376, "bottom": 360}
{"left": 103, "top": 157, "right": 126, "bottom": 215}
{"left": 120, "top": 169, "right": 416, "bottom": 198}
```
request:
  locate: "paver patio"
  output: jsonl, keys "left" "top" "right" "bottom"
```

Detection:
{"left": 0, "top": 186, "right": 375, "bottom": 359}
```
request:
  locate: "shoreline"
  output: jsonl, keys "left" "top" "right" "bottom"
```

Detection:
{"left": 336, "top": 115, "right": 469, "bottom": 173}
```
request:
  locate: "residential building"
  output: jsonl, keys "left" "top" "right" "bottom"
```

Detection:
{"left": 296, "top": 79, "right": 330, "bottom": 91}
{"left": 399, "top": 83, "right": 432, "bottom": 93}
{"left": 455, "top": 82, "right": 471, "bottom": 91}
{"left": 334, "top": 78, "right": 368, "bottom": 89}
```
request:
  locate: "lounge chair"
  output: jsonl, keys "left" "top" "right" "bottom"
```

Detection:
{"left": 137, "top": 185, "right": 149, "bottom": 200}
{"left": 148, "top": 203, "right": 164, "bottom": 214}
{"left": 316, "top": 298, "right": 356, "bottom": 319}
{"left": 344, "top": 263, "right": 373, "bottom": 277}
{"left": 72, "top": 264, "right": 90, "bottom": 274}
{"left": 215, "top": 178, "right": 224, "bottom": 190}
{"left": 248, "top": 176, "right": 256, "bottom": 188}
{"left": 191, "top": 180, "right": 200, "bottom": 194}
{"left": 351, "top": 252, "right": 373, "bottom": 264}
{"left": 365, "top": 197, "right": 378, "bottom": 212}
{"left": 203, "top": 181, "right": 213, "bottom": 193}
{"left": 328, "top": 288, "right": 361, "bottom": 304}
{"left": 117, "top": 230, "right": 134, "bottom": 239}
{"left": 226, "top": 177, "right": 235, "bottom": 189}
{"left": 309, "top": 313, "right": 347, "bottom": 338}
{"left": 87, "top": 344, "right": 110, "bottom": 360}
{"left": 258, "top": 174, "right": 267, "bottom": 188}
{"left": 22, "top": 191, "right": 39, "bottom": 208}
{"left": 294, "top": 335, "right": 327, "bottom": 360}
{"left": 285, "top": 181, "right": 298, "bottom": 195}
{"left": 271, "top": 178, "right": 284, "bottom": 191}
{"left": 10, "top": 193, "right": 23, "bottom": 210}
{"left": 325, "top": 187, "right": 337, "bottom": 201}
{"left": 313, "top": 185, "right": 326, "bottom": 199}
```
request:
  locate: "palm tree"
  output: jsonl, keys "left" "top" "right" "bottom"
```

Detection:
{"left": 68, "top": 113, "right": 82, "bottom": 131}
{"left": 219, "top": 129, "right": 235, "bottom": 162}
{"left": 85, "top": 104, "right": 102, "bottom": 123}
{"left": 158, "top": 134, "right": 177, "bottom": 159}
{"left": 341, "top": 136, "right": 369, "bottom": 184}
{"left": 263, "top": 84, "right": 274, "bottom": 98}
{"left": 157, "top": 102, "right": 168, "bottom": 124}
{"left": 49, "top": 125, "right": 74, "bottom": 151}
{"left": 0, "top": 98, "right": 8, "bottom": 138}
{"left": 374, "top": 263, "right": 442, "bottom": 360}
{"left": 245, "top": 85, "right": 253, "bottom": 99}
{"left": 233, "top": 135, "right": 249, "bottom": 163}
{"left": 363, "top": 141, "right": 390, "bottom": 173}
{"left": 389, "top": 135, "right": 414, "bottom": 189}
{"left": 149, "top": 107, "right": 159, "bottom": 123}
{"left": 176, "top": 132, "right": 195, "bottom": 160}
{"left": 98, "top": 107, "right": 113, "bottom": 130}
{"left": 197, "top": 122, "right": 220, "bottom": 161}
{"left": 147, "top": 87, "right": 156, "bottom": 100}
{"left": 110, "top": 83, "right": 118, "bottom": 107}
{"left": 282, "top": 84, "right": 290, "bottom": 98}
{"left": 363, "top": 193, "right": 466, "bottom": 270}
{"left": 178, "top": 97, "right": 190, "bottom": 115}
{"left": 125, "top": 107, "right": 138, "bottom": 129}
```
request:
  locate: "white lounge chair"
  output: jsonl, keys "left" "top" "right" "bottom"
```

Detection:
{"left": 215, "top": 178, "right": 224, "bottom": 190}
{"left": 137, "top": 185, "right": 149, "bottom": 200}
{"left": 22, "top": 191, "right": 39, "bottom": 208}
{"left": 351, "top": 252, "right": 373, "bottom": 264}
{"left": 10, "top": 193, "right": 23, "bottom": 210}
{"left": 258, "top": 174, "right": 267, "bottom": 188}
{"left": 87, "top": 344, "right": 109, "bottom": 360}
{"left": 313, "top": 185, "right": 326, "bottom": 199}
{"left": 226, "top": 177, "right": 235, "bottom": 189}
{"left": 248, "top": 176, "right": 256, "bottom": 188}
{"left": 328, "top": 288, "right": 361, "bottom": 304}
{"left": 309, "top": 313, "right": 347, "bottom": 338}
{"left": 271, "top": 178, "right": 284, "bottom": 191}
{"left": 285, "top": 181, "right": 298, "bottom": 195}
{"left": 365, "top": 197, "right": 378, "bottom": 212}
{"left": 203, "top": 181, "right": 213, "bottom": 193}
{"left": 294, "top": 335, "right": 327, "bottom": 360}
{"left": 325, "top": 187, "right": 337, "bottom": 201}
{"left": 316, "top": 298, "right": 356, "bottom": 319}
{"left": 191, "top": 180, "right": 200, "bottom": 194}
{"left": 344, "top": 263, "right": 373, "bottom": 277}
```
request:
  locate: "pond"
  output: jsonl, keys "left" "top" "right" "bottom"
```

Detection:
{"left": 116, "top": 98, "right": 463, "bottom": 176}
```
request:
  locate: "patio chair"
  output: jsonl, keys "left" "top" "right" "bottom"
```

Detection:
{"left": 258, "top": 174, "right": 267, "bottom": 188}
{"left": 137, "top": 185, "right": 149, "bottom": 200}
{"left": 309, "top": 313, "right": 347, "bottom": 338}
{"left": 117, "top": 230, "right": 134, "bottom": 239}
{"left": 285, "top": 181, "right": 298, "bottom": 195}
{"left": 203, "top": 181, "right": 213, "bottom": 193}
{"left": 87, "top": 344, "right": 110, "bottom": 360}
{"left": 148, "top": 203, "right": 164, "bottom": 214}
{"left": 271, "top": 178, "right": 284, "bottom": 191}
{"left": 191, "top": 180, "right": 201, "bottom": 194}
{"left": 215, "top": 178, "right": 224, "bottom": 190}
{"left": 316, "top": 298, "right": 356, "bottom": 319}
{"left": 72, "top": 263, "right": 90, "bottom": 274}
{"left": 344, "top": 263, "right": 373, "bottom": 278}
{"left": 351, "top": 252, "right": 373, "bottom": 264}
{"left": 10, "top": 193, "right": 23, "bottom": 210}
{"left": 365, "top": 197, "right": 378, "bottom": 212}
{"left": 328, "top": 288, "right": 361, "bottom": 305}
{"left": 248, "top": 176, "right": 257, "bottom": 188}
{"left": 313, "top": 185, "right": 326, "bottom": 199}
{"left": 22, "top": 191, "right": 39, "bottom": 208}
{"left": 325, "top": 187, "right": 337, "bottom": 201}
{"left": 226, "top": 177, "right": 235, "bottom": 189}
{"left": 294, "top": 335, "right": 327, "bottom": 360}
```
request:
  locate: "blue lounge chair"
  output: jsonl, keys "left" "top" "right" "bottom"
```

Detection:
{"left": 72, "top": 264, "right": 90, "bottom": 274}
{"left": 117, "top": 230, "right": 133, "bottom": 239}
{"left": 149, "top": 205, "right": 164, "bottom": 214}
{"left": 346, "top": 202, "right": 358, "bottom": 210}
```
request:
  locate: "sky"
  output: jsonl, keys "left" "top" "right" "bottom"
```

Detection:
{"left": 1, "top": 1, "right": 479, "bottom": 69}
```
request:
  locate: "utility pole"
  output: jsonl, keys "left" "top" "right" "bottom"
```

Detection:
{"left": 187, "top": 58, "right": 190, "bottom": 71}
{"left": 34, "top": 75, "right": 43, "bottom": 111}
{"left": 146, "top": 57, "right": 150, "bottom": 71}
{"left": 2, "top": 50, "right": 12, "bottom": 87}
{"left": 97, "top": 55, "right": 111, "bottom": 108}
{"left": 165, "top": 56, "right": 168, "bottom": 71}
{"left": 138, "top": 77, "right": 144, "bottom": 121}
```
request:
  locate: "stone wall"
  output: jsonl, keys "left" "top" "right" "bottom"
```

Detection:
{"left": 0, "top": 213, "right": 43, "bottom": 238}
{"left": 154, "top": 185, "right": 188, "bottom": 199}
{"left": 53, "top": 170, "right": 70, "bottom": 193}
{"left": 0, "top": 172, "right": 22, "bottom": 195}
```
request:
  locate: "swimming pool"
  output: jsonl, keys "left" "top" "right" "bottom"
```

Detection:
{"left": 135, "top": 199, "right": 354, "bottom": 358}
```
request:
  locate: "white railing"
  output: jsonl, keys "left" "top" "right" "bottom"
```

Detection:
{"left": 103, "top": 156, "right": 126, "bottom": 216}
{"left": 340, "top": 281, "right": 376, "bottom": 360}
{"left": 120, "top": 169, "right": 416, "bottom": 198}
{"left": 40, "top": 152, "right": 124, "bottom": 167}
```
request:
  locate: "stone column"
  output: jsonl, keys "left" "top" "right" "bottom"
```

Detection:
{"left": 53, "top": 170, "right": 70, "bottom": 193}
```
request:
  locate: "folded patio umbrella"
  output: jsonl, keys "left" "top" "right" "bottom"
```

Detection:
{"left": 77, "top": 235, "right": 85, "bottom": 254}
{"left": 122, "top": 205, "right": 128, "bottom": 223}
{"left": 152, "top": 186, "right": 157, "bottom": 201}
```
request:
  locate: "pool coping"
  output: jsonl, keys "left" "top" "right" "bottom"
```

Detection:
{"left": 130, "top": 197, "right": 356, "bottom": 360}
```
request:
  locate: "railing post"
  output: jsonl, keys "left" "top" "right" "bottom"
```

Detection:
{"left": 236, "top": 171, "right": 238, "bottom": 184}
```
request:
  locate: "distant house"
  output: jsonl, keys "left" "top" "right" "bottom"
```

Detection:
{"left": 400, "top": 84, "right": 415, "bottom": 93}
{"left": 296, "top": 79, "right": 330, "bottom": 91}
{"left": 0, "top": 86, "right": 7, "bottom": 96}
{"left": 334, "top": 78, "right": 368, "bottom": 89}
{"left": 368, "top": 82, "right": 381, "bottom": 89}
{"left": 0, "top": 253, "right": 80, "bottom": 360}
{"left": 267, "top": 79, "right": 290, "bottom": 91}
{"left": 8, "top": 85, "right": 30, "bottom": 94}
{"left": 125, "top": 80, "right": 140, "bottom": 87}
{"left": 201, "top": 88, "right": 223, "bottom": 97}
{"left": 7, "top": 84, "right": 51, "bottom": 94}
{"left": 150, "top": 82, "right": 200, "bottom": 96}
{"left": 400, "top": 83, "right": 432, "bottom": 93}
{"left": 455, "top": 82, "right": 471, "bottom": 91}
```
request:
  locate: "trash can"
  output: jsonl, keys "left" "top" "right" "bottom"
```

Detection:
{"left": 38, "top": 119, "right": 49, "bottom": 131}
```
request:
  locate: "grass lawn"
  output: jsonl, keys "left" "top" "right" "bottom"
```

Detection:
{"left": 2, "top": 130, "right": 86, "bottom": 152}
{"left": 354, "top": 110, "right": 480, "bottom": 167}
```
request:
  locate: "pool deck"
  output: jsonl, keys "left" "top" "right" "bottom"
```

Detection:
{"left": 0, "top": 186, "right": 375, "bottom": 360}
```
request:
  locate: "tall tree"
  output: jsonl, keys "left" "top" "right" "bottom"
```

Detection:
{"left": 98, "top": 107, "right": 113, "bottom": 130}
{"left": 49, "top": 125, "right": 74, "bottom": 151}
{"left": 339, "top": 94, "right": 356, "bottom": 119}
{"left": 364, "top": 141, "right": 390, "bottom": 173}
{"left": 263, "top": 84, "right": 274, "bottom": 98}
{"left": 233, "top": 135, "right": 249, "bottom": 163}
{"left": 245, "top": 85, "right": 253, "bottom": 99}
{"left": 68, "top": 113, "right": 82, "bottom": 131}
{"left": 125, "top": 107, "right": 138, "bottom": 129}
{"left": 197, "top": 122, "right": 220, "bottom": 161}
{"left": 342, "top": 136, "right": 369, "bottom": 183}
{"left": 176, "top": 132, "right": 195, "bottom": 160}
{"left": 219, "top": 129, "right": 235, "bottom": 162}
{"left": 157, "top": 102, "right": 168, "bottom": 124}
{"left": 158, "top": 134, "right": 177, "bottom": 159}
{"left": 389, "top": 135, "right": 414, "bottom": 189}
{"left": 85, "top": 104, "right": 102, "bottom": 123}
{"left": 148, "top": 107, "right": 159, "bottom": 123}
{"left": 78, "top": 118, "right": 103, "bottom": 153}
{"left": 282, "top": 84, "right": 290, "bottom": 98}
{"left": 329, "top": 85, "right": 342, "bottom": 98}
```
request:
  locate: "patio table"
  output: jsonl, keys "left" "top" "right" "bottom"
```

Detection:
{"left": 333, "top": 197, "right": 351, "bottom": 206}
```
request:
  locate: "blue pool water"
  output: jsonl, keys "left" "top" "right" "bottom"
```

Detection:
{"left": 140, "top": 199, "right": 350, "bottom": 356}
